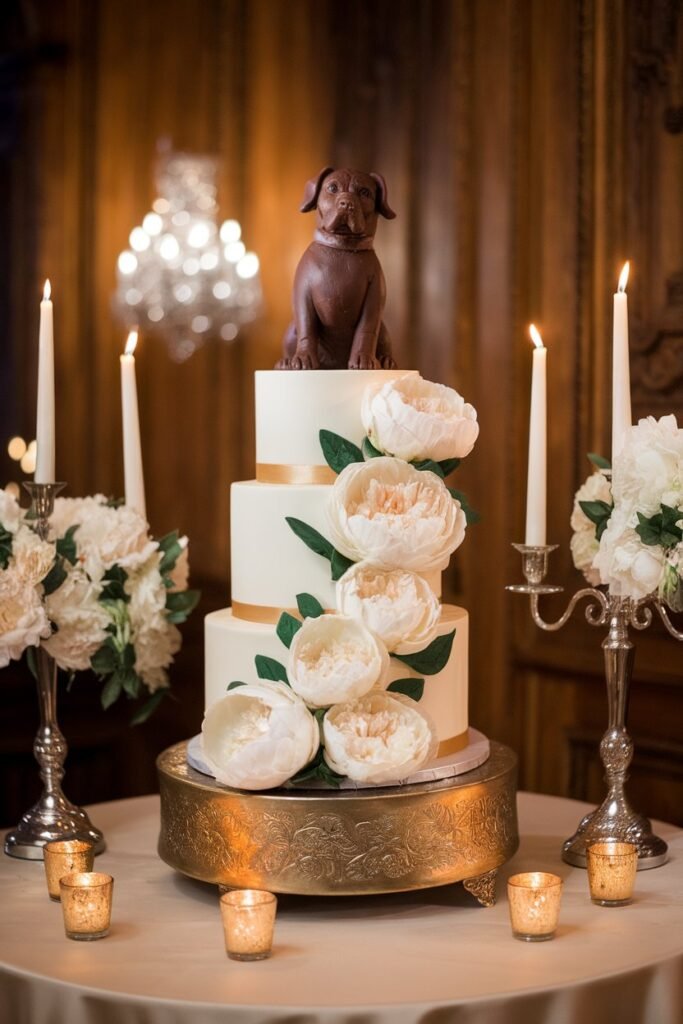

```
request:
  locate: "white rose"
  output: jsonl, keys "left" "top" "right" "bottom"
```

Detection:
{"left": 12, "top": 527, "right": 56, "bottom": 587}
{"left": 327, "top": 457, "right": 466, "bottom": 572}
{"left": 594, "top": 508, "right": 666, "bottom": 600}
{"left": 362, "top": 375, "right": 479, "bottom": 463}
{"left": 336, "top": 562, "right": 440, "bottom": 654}
{"left": 50, "top": 495, "right": 109, "bottom": 540}
{"left": 126, "top": 557, "right": 178, "bottom": 691}
{"left": 44, "top": 569, "right": 110, "bottom": 671}
{"left": 322, "top": 691, "right": 438, "bottom": 784}
{"left": 0, "top": 488, "right": 23, "bottom": 533}
{"left": 288, "top": 613, "right": 389, "bottom": 708}
{"left": 570, "top": 529, "right": 602, "bottom": 587}
{"left": 201, "top": 681, "right": 320, "bottom": 790}
{"left": 0, "top": 569, "right": 50, "bottom": 667}
{"left": 613, "top": 415, "right": 683, "bottom": 517}
{"left": 72, "top": 504, "right": 157, "bottom": 582}
{"left": 570, "top": 471, "right": 612, "bottom": 586}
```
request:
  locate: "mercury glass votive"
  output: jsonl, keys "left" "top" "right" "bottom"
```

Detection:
{"left": 59, "top": 872, "right": 113, "bottom": 940}
{"left": 43, "top": 840, "right": 95, "bottom": 901}
{"left": 220, "top": 889, "right": 277, "bottom": 961}
{"left": 507, "top": 872, "right": 563, "bottom": 941}
{"left": 587, "top": 841, "right": 638, "bottom": 906}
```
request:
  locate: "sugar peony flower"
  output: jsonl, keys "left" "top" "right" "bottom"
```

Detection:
{"left": 362, "top": 374, "right": 479, "bottom": 463}
{"left": 336, "top": 562, "right": 440, "bottom": 654}
{"left": 327, "top": 457, "right": 466, "bottom": 572}
{"left": 12, "top": 528, "right": 57, "bottom": 587}
{"left": 612, "top": 415, "right": 683, "bottom": 517}
{"left": 201, "top": 681, "right": 320, "bottom": 790}
{"left": 570, "top": 471, "right": 612, "bottom": 586}
{"left": 44, "top": 570, "right": 110, "bottom": 671}
{"left": 0, "top": 569, "right": 50, "bottom": 667}
{"left": 594, "top": 507, "right": 666, "bottom": 601}
{"left": 322, "top": 691, "right": 438, "bottom": 784}
{"left": 52, "top": 498, "right": 157, "bottom": 583}
{"left": 288, "top": 613, "right": 389, "bottom": 708}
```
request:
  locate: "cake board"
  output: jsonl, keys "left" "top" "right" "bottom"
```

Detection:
{"left": 157, "top": 739, "right": 519, "bottom": 905}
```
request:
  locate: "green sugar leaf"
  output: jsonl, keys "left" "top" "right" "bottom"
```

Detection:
{"left": 101, "top": 674, "right": 123, "bottom": 710}
{"left": 122, "top": 669, "right": 141, "bottom": 698}
{"left": 158, "top": 530, "right": 183, "bottom": 575}
{"left": 276, "top": 612, "right": 302, "bottom": 648}
{"left": 227, "top": 680, "right": 248, "bottom": 691}
{"left": 331, "top": 549, "right": 355, "bottom": 581}
{"left": 438, "top": 457, "right": 461, "bottom": 477}
{"left": 255, "top": 654, "right": 289, "bottom": 685}
{"left": 286, "top": 517, "right": 334, "bottom": 562}
{"left": 448, "top": 488, "right": 480, "bottom": 525}
{"left": 319, "top": 430, "right": 364, "bottom": 474}
{"left": 165, "top": 588, "right": 200, "bottom": 623}
{"left": 412, "top": 458, "right": 445, "bottom": 478}
{"left": 55, "top": 524, "right": 79, "bottom": 565}
{"left": 0, "top": 525, "right": 14, "bottom": 569}
{"left": 91, "top": 638, "right": 118, "bottom": 676}
{"left": 42, "top": 559, "right": 67, "bottom": 596}
{"left": 588, "top": 452, "right": 611, "bottom": 470}
{"left": 100, "top": 564, "right": 130, "bottom": 603}
{"left": 393, "top": 630, "right": 456, "bottom": 676}
{"left": 387, "top": 677, "right": 425, "bottom": 701}
{"left": 362, "top": 436, "right": 383, "bottom": 460}
{"left": 131, "top": 689, "right": 167, "bottom": 725}
{"left": 296, "top": 593, "right": 325, "bottom": 619}
{"left": 580, "top": 499, "right": 613, "bottom": 541}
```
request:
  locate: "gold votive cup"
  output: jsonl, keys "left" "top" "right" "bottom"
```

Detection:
{"left": 507, "top": 872, "right": 563, "bottom": 942}
{"left": 43, "top": 840, "right": 95, "bottom": 901}
{"left": 220, "top": 889, "right": 277, "bottom": 961}
{"left": 587, "top": 841, "right": 638, "bottom": 906}
{"left": 59, "top": 872, "right": 113, "bottom": 940}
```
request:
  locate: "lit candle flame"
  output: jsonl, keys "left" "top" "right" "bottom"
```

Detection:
{"left": 125, "top": 329, "right": 138, "bottom": 356}
{"left": 43, "top": 280, "right": 51, "bottom": 301}
{"left": 618, "top": 261, "right": 630, "bottom": 293}
{"left": 529, "top": 324, "right": 544, "bottom": 349}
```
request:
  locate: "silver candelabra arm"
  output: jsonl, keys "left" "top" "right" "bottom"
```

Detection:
{"left": 653, "top": 599, "right": 683, "bottom": 640}
{"left": 529, "top": 587, "right": 609, "bottom": 632}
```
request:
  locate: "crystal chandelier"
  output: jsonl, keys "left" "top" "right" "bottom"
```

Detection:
{"left": 114, "top": 152, "right": 263, "bottom": 361}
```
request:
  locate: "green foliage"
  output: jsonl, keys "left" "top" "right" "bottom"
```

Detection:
{"left": 254, "top": 654, "right": 289, "bottom": 685}
{"left": 100, "top": 565, "right": 130, "bottom": 603}
{"left": 330, "top": 549, "right": 354, "bottom": 581}
{"left": 437, "top": 457, "right": 461, "bottom": 477}
{"left": 361, "top": 436, "right": 383, "bottom": 460}
{"left": 165, "top": 589, "right": 200, "bottom": 624}
{"left": 130, "top": 689, "right": 168, "bottom": 725}
{"left": 635, "top": 504, "right": 683, "bottom": 549}
{"left": 41, "top": 559, "right": 67, "bottom": 595}
{"left": 588, "top": 452, "right": 611, "bottom": 470}
{"left": 290, "top": 747, "right": 344, "bottom": 788}
{"left": 0, "top": 525, "right": 14, "bottom": 569}
{"left": 393, "top": 630, "right": 456, "bottom": 676}
{"left": 286, "top": 516, "right": 356, "bottom": 582}
{"left": 227, "top": 680, "right": 247, "bottom": 691}
{"left": 579, "top": 499, "right": 613, "bottom": 541}
{"left": 448, "top": 488, "right": 480, "bottom": 525}
{"left": 387, "top": 677, "right": 425, "bottom": 701}
{"left": 276, "top": 612, "right": 302, "bottom": 649}
{"left": 296, "top": 593, "right": 325, "bottom": 619}
{"left": 411, "top": 458, "right": 444, "bottom": 477}
{"left": 158, "top": 530, "right": 184, "bottom": 576}
{"left": 319, "top": 430, "right": 364, "bottom": 474}
{"left": 56, "top": 525, "right": 79, "bottom": 566}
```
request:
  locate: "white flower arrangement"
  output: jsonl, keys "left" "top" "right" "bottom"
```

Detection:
{"left": 202, "top": 373, "right": 477, "bottom": 791}
{"left": 0, "top": 489, "right": 198, "bottom": 722}
{"left": 571, "top": 416, "right": 683, "bottom": 611}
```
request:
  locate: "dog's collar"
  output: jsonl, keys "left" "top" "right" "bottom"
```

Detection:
{"left": 314, "top": 229, "right": 375, "bottom": 252}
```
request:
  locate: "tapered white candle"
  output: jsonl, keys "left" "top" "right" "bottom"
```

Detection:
{"left": 35, "top": 280, "right": 55, "bottom": 483}
{"left": 525, "top": 324, "right": 547, "bottom": 546}
{"left": 120, "top": 330, "right": 146, "bottom": 519}
{"left": 611, "top": 262, "right": 631, "bottom": 465}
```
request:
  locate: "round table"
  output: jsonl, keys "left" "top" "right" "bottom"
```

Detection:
{"left": 1, "top": 792, "right": 681, "bottom": 1024}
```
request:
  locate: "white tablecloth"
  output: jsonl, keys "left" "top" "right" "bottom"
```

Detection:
{"left": 1, "top": 791, "right": 681, "bottom": 1024}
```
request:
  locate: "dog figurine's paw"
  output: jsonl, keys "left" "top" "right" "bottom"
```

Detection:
{"left": 379, "top": 354, "right": 397, "bottom": 369}
{"left": 290, "top": 346, "right": 320, "bottom": 370}
{"left": 348, "top": 352, "right": 380, "bottom": 370}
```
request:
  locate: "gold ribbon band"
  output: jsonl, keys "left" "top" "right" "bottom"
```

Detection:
{"left": 437, "top": 731, "right": 469, "bottom": 757}
{"left": 256, "top": 463, "right": 336, "bottom": 485}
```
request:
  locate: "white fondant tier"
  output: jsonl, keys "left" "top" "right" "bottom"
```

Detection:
{"left": 205, "top": 604, "right": 468, "bottom": 749}
{"left": 231, "top": 479, "right": 441, "bottom": 613}
{"left": 255, "top": 369, "right": 417, "bottom": 470}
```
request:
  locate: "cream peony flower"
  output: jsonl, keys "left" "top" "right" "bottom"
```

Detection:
{"left": 570, "top": 471, "right": 612, "bottom": 586}
{"left": 362, "top": 375, "right": 479, "bottom": 463}
{"left": 126, "top": 555, "right": 178, "bottom": 690}
{"left": 44, "top": 569, "right": 110, "bottom": 671}
{"left": 336, "top": 562, "right": 440, "bottom": 654}
{"left": 201, "top": 681, "right": 320, "bottom": 790}
{"left": 0, "top": 488, "right": 23, "bottom": 534}
{"left": 50, "top": 495, "right": 108, "bottom": 540}
{"left": 322, "top": 691, "right": 438, "bottom": 784}
{"left": 52, "top": 499, "right": 157, "bottom": 583}
{"left": 12, "top": 528, "right": 56, "bottom": 587}
{"left": 0, "top": 569, "right": 50, "bottom": 667}
{"left": 612, "top": 415, "right": 683, "bottom": 517}
{"left": 594, "top": 507, "right": 666, "bottom": 601}
{"left": 288, "top": 613, "right": 389, "bottom": 708}
{"left": 326, "top": 457, "right": 466, "bottom": 572}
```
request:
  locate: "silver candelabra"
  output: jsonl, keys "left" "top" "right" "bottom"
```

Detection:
{"left": 508, "top": 543, "right": 683, "bottom": 870}
{"left": 4, "top": 482, "right": 105, "bottom": 861}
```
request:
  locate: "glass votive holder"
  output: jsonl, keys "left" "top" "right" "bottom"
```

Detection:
{"left": 507, "top": 872, "right": 563, "bottom": 942}
{"left": 59, "top": 872, "right": 114, "bottom": 940}
{"left": 587, "top": 841, "right": 638, "bottom": 906}
{"left": 43, "top": 840, "right": 95, "bottom": 901}
{"left": 220, "top": 889, "right": 277, "bottom": 961}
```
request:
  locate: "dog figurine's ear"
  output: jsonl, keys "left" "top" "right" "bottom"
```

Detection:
{"left": 370, "top": 173, "right": 396, "bottom": 219}
{"left": 300, "top": 167, "right": 335, "bottom": 213}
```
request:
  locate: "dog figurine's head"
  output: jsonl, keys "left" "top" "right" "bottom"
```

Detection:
{"left": 300, "top": 167, "right": 396, "bottom": 248}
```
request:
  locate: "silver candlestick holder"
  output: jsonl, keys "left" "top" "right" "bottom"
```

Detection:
{"left": 507, "top": 542, "right": 683, "bottom": 870}
{"left": 4, "top": 482, "right": 105, "bottom": 861}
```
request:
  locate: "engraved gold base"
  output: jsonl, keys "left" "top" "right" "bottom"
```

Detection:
{"left": 157, "top": 740, "right": 519, "bottom": 900}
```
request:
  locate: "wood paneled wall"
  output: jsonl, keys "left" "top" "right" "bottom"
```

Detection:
{"left": 1, "top": 0, "right": 682, "bottom": 824}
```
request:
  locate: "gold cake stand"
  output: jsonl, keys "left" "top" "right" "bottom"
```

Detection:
{"left": 157, "top": 740, "right": 518, "bottom": 904}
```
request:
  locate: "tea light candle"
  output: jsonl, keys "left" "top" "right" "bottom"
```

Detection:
{"left": 507, "top": 871, "right": 563, "bottom": 941}
{"left": 587, "top": 841, "right": 638, "bottom": 906}
{"left": 219, "top": 889, "right": 277, "bottom": 961}
{"left": 59, "top": 872, "right": 113, "bottom": 941}
{"left": 43, "top": 840, "right": 94, "bottom": 901}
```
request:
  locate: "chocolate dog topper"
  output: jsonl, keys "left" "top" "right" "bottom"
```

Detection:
{"left": 277, "top": 167, "right": 398, "bottom": 370}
